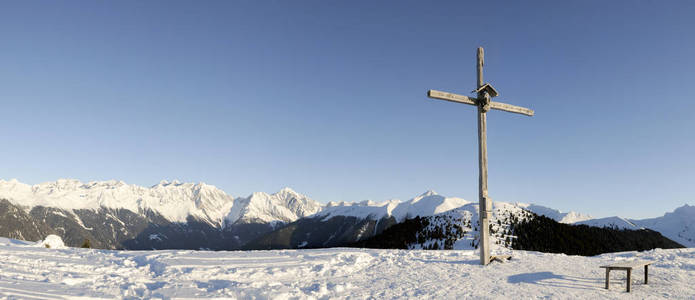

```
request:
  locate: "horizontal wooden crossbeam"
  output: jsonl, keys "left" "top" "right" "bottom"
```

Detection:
{"left": 427, "top": 90, "right": 534, "bottom": 116}
{"left": 428, "top": 90, "right": 476, "bottom": 105}
{"left": 489, "top": 102, "right": 535, "bottom": 116}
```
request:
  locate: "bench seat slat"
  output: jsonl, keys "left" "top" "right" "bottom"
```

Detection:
{"left": 600, "top": 260, "right": 654, "bottom": 269}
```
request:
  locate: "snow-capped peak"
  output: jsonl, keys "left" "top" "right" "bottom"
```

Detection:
{"left": 277, "top": 187, "right": 299, "bottom": 195}
{"left": 154, "top": 179, "right": 185, "bottom": 187}
{"left": 418, "top": 190, "right": 438, "bottom": 197}
{"left": 670, "top": 204, "right": 695, "bottom": 216}
{"left": 5, "top": 178, "right": 19, "bottom": 184}
{"left": 316, "top": 191, "right": 469, "bottom": 222}
{"left": 224, "top": 188, "right": 321, "bottom": 225}
{"left": 0, "top": 179, "right": 238, "bottom": 226}
{"left": 576, "top": 216, "right": 640, "bottom": 229}
{"left": 516, "top": 203, "right": 593, "bottom": 223}
{"left": 569, "top": 204, "right": 695, "bottom": 248}
{"left": 631, "top": 204, "right": 695, "bottom": 247}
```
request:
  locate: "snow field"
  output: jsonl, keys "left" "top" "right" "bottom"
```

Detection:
{"left": 0, "top": 238, "right": 693, "bottom": 299}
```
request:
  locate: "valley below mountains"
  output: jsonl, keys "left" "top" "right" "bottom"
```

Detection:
{"left": 0, "top": 179, "right": 691, "bottom": 254}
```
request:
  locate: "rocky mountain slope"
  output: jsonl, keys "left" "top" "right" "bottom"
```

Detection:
{"left": 244, "top": 191, "right": 471, "bottom": 249}
{"left": 0, "top": 179, "right": 320, "bottom": 249}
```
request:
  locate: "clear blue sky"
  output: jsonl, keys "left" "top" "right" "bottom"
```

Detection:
{"left": 1, "top": 1, "right": 694, "bottom": 219}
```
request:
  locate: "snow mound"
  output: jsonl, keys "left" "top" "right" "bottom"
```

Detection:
{"left": 36, "top": 235, "right": 66, "bottom": 249}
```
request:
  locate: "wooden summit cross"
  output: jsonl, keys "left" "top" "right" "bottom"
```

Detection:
{"left": 427, "top": 47, "right": 534, "bottom": 265}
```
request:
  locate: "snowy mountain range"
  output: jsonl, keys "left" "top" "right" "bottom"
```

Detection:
{"left": 318, "top": 190, "right": 469, "bottom": 222}
{"left": 0, "top": 179, "right": 320, "bottom": 227}
{"left": 0, "top": 178, "right": 692, "bottom": 250}
{"left": 0, "top": 179, "right": 320, "bottom": 249}
{"left": 576, "top": 205, "right": 695, "bottom": 247}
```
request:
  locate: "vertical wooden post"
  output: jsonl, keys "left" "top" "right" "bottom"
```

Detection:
{"left": 644, "top": 265, "right": 648, "bottom": 284}
{"left": 477, "top": 47, "right": 484, "bottom": 88}
{"left": 476, "top": 47, "right": 491, "bottom": 266}
{"left": 627, "top": 268, "right": 632, "bottom": 292}
{"left": 605, "top": 269, "right": 610, "bottom": 289}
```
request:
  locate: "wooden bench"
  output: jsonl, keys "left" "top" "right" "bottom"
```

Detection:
{"left": 600, "top": 260, "right": 654, "bottom": 292}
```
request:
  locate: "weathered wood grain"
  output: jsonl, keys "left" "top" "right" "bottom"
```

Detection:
{"left": 477, "top": 47, "right": 484, "bottom": 88}
{"left": 489, "top": 101, "right": 535, "bottom": 116}
{"left": 427, "top": 90, "right": 477, "bottom": 105}
{"left": 600, "top": 260, "right": 654, "bottom": 269}
{"left": 427, "top": 91, "right": 533, "bottom": 117}
{"left": 476, "top": 47, "right": 491, "bottom": 266}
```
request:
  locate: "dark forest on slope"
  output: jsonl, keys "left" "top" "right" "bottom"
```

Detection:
{"left": 350, "top": 213, "right": 684, "bottom": 256}
{"left": 511, "top": 214, "right": 683, "bottom": 255}
{"left": 349, "top": 216, "right": 437, "bottom": 249}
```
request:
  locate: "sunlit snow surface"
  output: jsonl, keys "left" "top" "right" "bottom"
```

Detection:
{"left": 0, "top": 238, "right": 693, "bottom": 299}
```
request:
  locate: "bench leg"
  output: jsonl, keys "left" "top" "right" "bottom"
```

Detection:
{"left": 605, "top": 268, "right": 610, "bottom": 289}
{"left": 645, "top": 265, "right": 648, "bottom": 284}
{"left": 627, "top": 269, "right": 631, "bottom": 293}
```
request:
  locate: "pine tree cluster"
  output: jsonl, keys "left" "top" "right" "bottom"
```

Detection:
{"left": 349, "top": 216, "right": 431, "bottom": 249}
{"left": 510, "top": 214, "right": 684, "bottom": 256}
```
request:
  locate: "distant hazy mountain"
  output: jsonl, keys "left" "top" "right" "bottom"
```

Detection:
{"left": 576, "top": 216, "right": 639, "bottom": 230}
{"left": 318, "top": 190, "right": 469, "bottom": 222}
{"left": 516, "top": 203, "right": 593, "bottom": 223}
{"left": 577, "top": 204, "right": 695, "bottom": 247}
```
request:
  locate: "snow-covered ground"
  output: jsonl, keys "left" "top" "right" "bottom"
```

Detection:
{"left": 0, "top": 237, "right": 693, "bottom": 299}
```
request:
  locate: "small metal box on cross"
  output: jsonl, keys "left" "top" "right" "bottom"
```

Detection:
{"left": 427, "top": 47, "right": 533, "bottom": 265}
